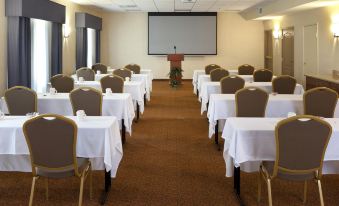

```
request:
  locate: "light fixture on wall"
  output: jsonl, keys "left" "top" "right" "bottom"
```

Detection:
{"left": 332, "top": 23, "right": 339, "bottom": 38}
{"left": 273, "top": 24, "right": 282, "bottom": 39}
{"left": 63, "top": 24, "right": 71, "bottom": 38}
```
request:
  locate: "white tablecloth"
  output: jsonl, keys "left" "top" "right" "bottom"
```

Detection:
{"left": 222, "top": 118, "right": 339, "bottom": 177}
{"left": 49, "top": 81, "right": 145, "bottom": 113}
{"left": 72, "top": 73, "right": 152, "bottom": 101}
{"left": 197, "top": 74, "right": 270, "bottom": 95}
{"left": 192, "top": 69, "right": 238, "bottom": 94}
{"left": 107, "top": 68, "right": 154, "bottom": 82}
{"left": 207, "top": 94, "right": 339, "bottom": 137}
{"left": 0, "top": 116, "right": 122, "bottom": 177}
{"left": 0, "top": 93, "right": 135, "bottom": 135}
{"left": 199, "top": 82, "right": 305, "bottom": 113}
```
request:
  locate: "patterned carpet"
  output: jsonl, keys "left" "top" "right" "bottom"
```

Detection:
{"left": 1, "top": 80, "right": 339, "bottom": 205}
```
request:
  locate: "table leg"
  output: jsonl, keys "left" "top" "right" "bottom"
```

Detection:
{"left": 100, "top": 170, "right": 111, "bottom": 205}
{"left": 234, "top": 166, "right": 245, "bottom": 206}
{"left": 135, "top": 103, "right": 140, "bottom": 123}
{"left": 144, "top": 94, "right": 147, "bottom": 106}
{"left": 122, "top": 119, "right": 126, "bottom": 144}
{"left": 197, "top": 90, "right": 199, "bottom": 97}
{"left": 214, "top": 120, "right": 219, "bottom": 145}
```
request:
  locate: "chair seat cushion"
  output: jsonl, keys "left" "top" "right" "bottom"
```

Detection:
{"left": 37, "top": 158, "right": 90, "bottom": 179}
{"left": 262, "top": 161, "right": 315, "bottom": 181}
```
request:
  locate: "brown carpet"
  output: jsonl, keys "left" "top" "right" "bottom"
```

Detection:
{"left": 1, "top": 80, "right": 339, "bottom": 205}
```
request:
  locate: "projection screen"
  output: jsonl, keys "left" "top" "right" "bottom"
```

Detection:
{"left": 148, "top": 12, "right": 217, "bottom": 55}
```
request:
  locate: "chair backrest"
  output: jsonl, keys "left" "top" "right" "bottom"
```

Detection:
{"left": 303, "top": 87, "right": 338, "bottom": 118}
{"left": 220, "top": 75, "right": 245, "bottom": 94}
{"left": 210, "top": 68, "right": 229, "bottom": 82}
{"left": 50, "top": 74, "right": 74, "bottom": 93}
{"left": 70, "top": 87, "right": 102, "bottom": 116}
{"left": 4, "top": 86, "right": 37, "bottom": 115}
{"left": 235, "top": 87, "right": 269, "bottom": 117}
{"left": 76, "top": 67, "right": 95, "bottom": 81}
{"left": 238, "top": 64, "right": 255, "bottom": 75}
{"left": 272, "top": 115, "right": 332, "bottom": 178}
{"left": 100, "top": 75, "right": 124, "bottom": 93}
{"left": 205, "top": 64, "right": 221, "bottom": 74}
{"left": 92, "top": 63, "right": 108, "bottom": 74}
{"left": 253, "top": 69, "right": 273, "bottom": 82}
{"left": 125, "top": 64, "right": 141, "bottom": 74}
{"left": 272, "top": 75, "right": 297, "bottom": 94}
{"left": 113, "top": 68, "right": 132, "bottom": 80}
{"left": 23, "top": 114, "right": 81, "bottom": 177}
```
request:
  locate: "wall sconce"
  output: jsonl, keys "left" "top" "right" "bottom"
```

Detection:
{"left": 332, "top": 23, "right": 339, "bottom": 38}
{"left": 63, "top": 24, "right": 71, "bottom": 38}
{"left": 273, "top": 29, "right": 282, "bottom": 39}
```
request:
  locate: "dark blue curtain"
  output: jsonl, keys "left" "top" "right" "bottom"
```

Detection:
{"left": 7, "top": 17, "right": 31, "bottom": 88}
{"left": 95, "top": 30, "right": 100, "bottom": 63}
{"left": 51, "top": 23, "right": 63, "bottom": 76}
{"left": 76, "top": 28, "right": 87, "bottom": 69}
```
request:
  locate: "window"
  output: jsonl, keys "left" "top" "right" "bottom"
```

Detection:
{"left": 30, "top": 19, "right": 52, "bottom": 93}
{"left": 87, "top": 28, "right": 96, "bottom": 67}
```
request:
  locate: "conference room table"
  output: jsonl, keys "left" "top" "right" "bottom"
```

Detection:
{"left": 0, "top": 93, "right": 135, "bottom": 142}
{"left": 199, "top": 82, "right": 305, "bottom": 113}
{"left": 222, "top": 117, "right": 339, "bottom": 204}
{"left": 207, "top": 94, "right": 339, "bottom": 143}
{"left": 0, "top": 115, "right": 122, "bottom": 204}
{"left": 196, "top": 74, "right": 277, "bottom": 95}
{"left": 108, "top": 68, "right": 154, "bottom": 82}
{"left": 192, "top": 69, "right": 238, "bottom": 94}
{"left": 72, "top": 73, "right": 152, "bottom": 101}
{"left": 48, "top": 80, "right": 145, "bottom": 121}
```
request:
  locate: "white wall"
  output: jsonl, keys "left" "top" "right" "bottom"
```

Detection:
{"left": 101, "top": 12, "right": 265, "bottom": 79}
{"left": 264, "top": 5, "right": 339, "bottom": 83}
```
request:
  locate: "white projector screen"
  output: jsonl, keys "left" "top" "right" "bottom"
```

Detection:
{"left": 148, "top": 13, "right": 217, "bottom": 55}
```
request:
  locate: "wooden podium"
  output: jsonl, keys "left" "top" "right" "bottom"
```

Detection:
{"left": 167, "top": 54, "right": 184, "bottom": 85}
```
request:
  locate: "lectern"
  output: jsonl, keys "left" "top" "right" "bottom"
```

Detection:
{"left": 167, "top": 54, "right": 184, "bottom": 84}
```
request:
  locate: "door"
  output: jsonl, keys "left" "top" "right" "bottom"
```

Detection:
{"left": 281, "top": 28, "right": 294, "bottom": 76}
{"left": 264, "top": 30, "right": 273, "bottom": 70}
{"left": 303, "top": 24, "right": 318, "bottom": 85}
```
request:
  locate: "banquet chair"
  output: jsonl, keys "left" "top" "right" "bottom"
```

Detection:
{"left": 220, "top": 75, "right": 245, "bottom": 94}
{"left": 76, "top": 68, "right": 95, "bottom": 81}
{"left": 253, "top": 69, "right": 273, "bottom": 82}
{"left": 210, "top": 68, "right": 229, "bottom": 82}
{"left": 272, "top": 75, "right": 297, "bottom": 94}
{"left": 235, "top": 87, "right": 268, "bottom": 117}
{"left": 258, "top": 115, "right": 332, "bottom": 206}
{"left": 92, "top": 63, "right": 108, "bottom": 74}
{"left": 303, "top": 87, "right": 338, "bottom": 118}
{"left": 100, "top": 75, "right": 124, "bottom": 93}
{"left": 23, "top": 114, "right": 92, "bottom": 206}
{"left": 50, "top": 74, "right": 74, "bottom": 93}
{"left": 125, "top": 64, "right": 141, "bottom": 74}
{"left": 4, "top": 86, "right": 37, "bottom": 115}
{"left": 238, "top": 64, "right": 255, "bottom": 75}
{"left": 70, "top": 87, "right": 102, "bottom": 116}
{"left": 205, "top": 64, "right": 221, "bottom": 74}
{"left": 113, "top": 68, "right": 132, "bottom": 80}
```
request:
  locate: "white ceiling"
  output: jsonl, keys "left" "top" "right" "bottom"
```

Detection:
{"left": 70, "top": 0, "right": 277, "bottom": 12}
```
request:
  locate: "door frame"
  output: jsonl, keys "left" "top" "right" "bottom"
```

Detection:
{"left": 264, "top": 30, "right": 273, "bottom": 70}
{"left": 281, "top": 27, "right": 294, "bottom": 76}
{"left": 302, "top": 23, "right": 319, "bottom": 85}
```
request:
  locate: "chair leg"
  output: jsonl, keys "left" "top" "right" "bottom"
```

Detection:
{"left": 303, "top": 181, "right": 307, "bottom": 204}
{"left": 89, "top": 166, "right": 93, "bottom": 200}
{"left": 317, "top": 180, "right": 325, "bottom": 206}
{"left": 267, "top": 179, "right": 273, "bottom": 206}
{"left": 79, "top": 175, "right": 85, "bottom": 206}
{"left": 29, "top": 177, "right": 38, "bottom": 206}
{"left": 45, "top": 178, "right": 49, "bottom": 201}
{"left": 257, "top": 172, "right": 262, "bottom": 203}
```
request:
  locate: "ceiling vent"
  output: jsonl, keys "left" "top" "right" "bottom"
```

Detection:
{"left": 181, "top": 0, "right": 196, "bottom": 3}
